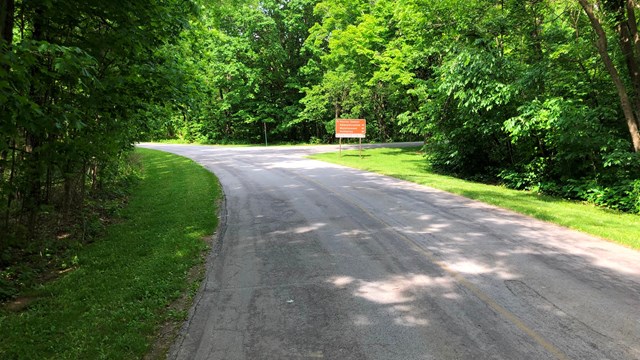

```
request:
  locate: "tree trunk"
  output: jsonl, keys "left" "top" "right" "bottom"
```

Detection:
{"left": 578, "top": 0, "right": 640, "bottom": 152}
{"left": 4, "top": 139, "right": 16, "bottom": 228}
{"left": 627, "top": 0, "right": 640, "bottom": 58}
{"left": 24, "top": 6, "right": 48, "bottom": 236}
{"left": 0, "top": 0, "right": 14, "bottom": 46}
{"left": 617, "top": 3, "right": 640, "bottom": 144}
{"left": 80, "top": 161, "right": 87, "bottom": 242}
{"left": 25, "top": 133, "right": 42, "bottom": 237}
{"left": 0, "top": 0, "right": 14, "bottom": 185}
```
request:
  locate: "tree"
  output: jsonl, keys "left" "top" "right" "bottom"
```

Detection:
{"left": 1, "top": 0, "right": 197, "bottom": 260}
{"left": 0, "top": 0, "right": 14, "bottom": 46}
{"left": 578, "top": 0, "right": 640, "bottom": 152}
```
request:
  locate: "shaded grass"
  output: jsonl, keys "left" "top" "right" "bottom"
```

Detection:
{"left": 310, "top": 147, "right": 640, "bottom": 250}
{"left": 0, "top": 148, "right": 221, "bottom": 359}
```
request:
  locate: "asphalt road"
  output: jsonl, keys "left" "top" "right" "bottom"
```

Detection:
{"left": 139, "top": 143, "right": 640, "bottom": 360}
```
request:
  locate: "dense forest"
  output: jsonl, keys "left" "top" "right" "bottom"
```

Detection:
{"left": 144, "top": 0, "right": 640, "bottom": 214}
{"left": 0, "top": 0, "right": 199, "bottom": 298}
{"left": 1, "top": 0, "right": 640, "bottom": 296}
{"left": 168, "top": 0, "right": 640, "bottom": 212}
{"left": 166, "top": 0, "right": 640, "bottom": 212}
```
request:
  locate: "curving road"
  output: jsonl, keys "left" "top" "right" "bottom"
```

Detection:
{"left": 139, "top": 143, "right": 640, "bottom": 360}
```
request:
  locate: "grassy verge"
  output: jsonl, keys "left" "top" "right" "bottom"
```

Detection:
{"left": 0, "top": 148, "right": 221, "bottom": 359}
{"left": 310, "top": 147, "right": 640, "bottom": 250}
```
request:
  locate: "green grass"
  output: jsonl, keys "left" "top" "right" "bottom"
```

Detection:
{"left": 0, "top": 148, "right": 221, "bottom": 359}
{"left": 310, "top": 147, "right": 640, "bottom": 250}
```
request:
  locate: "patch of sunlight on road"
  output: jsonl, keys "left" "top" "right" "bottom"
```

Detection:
{"left": 327, "top": 274, "right": 464, "bottom": 328}
{"left": 448, "top": 261, "right": 493, "bottom": 275}
{"left": 395, "top": 315, "right": 429, "bottom": 327}
{"left": 269, "top": 223, "right": 326, "bottom": 235}
{"left": 336, "top": 229, "right": 370, "bottom": 237}
{"left": 264, "top": 158, "right": 341, "bottom": 171}
{"left": 353, "top": 315, "right": 373, "bottom": 326}
{"left": 328, "top": 274, "right": 457, "bottom": 304}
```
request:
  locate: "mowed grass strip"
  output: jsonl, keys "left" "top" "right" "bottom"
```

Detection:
{"left": 0, "top": 148, "right": 221, "bottom": 359}
{"left": 310, "top": 147, "right": 640, "bottom": 250}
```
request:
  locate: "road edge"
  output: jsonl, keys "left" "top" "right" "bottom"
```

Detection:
{"left": 164, "top": 185, "right": 228, "bottom": 360}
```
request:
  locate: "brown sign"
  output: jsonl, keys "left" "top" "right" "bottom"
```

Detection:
{"left": 336, "top": 119, "right": 366, "bottom": 138}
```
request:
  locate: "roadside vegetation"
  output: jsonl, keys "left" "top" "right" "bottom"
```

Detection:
{"left": 310, "top": 147, "right": 640, "bottom": 250}
{"left": 0, "top": 149, "right": 221, "bottom": 359}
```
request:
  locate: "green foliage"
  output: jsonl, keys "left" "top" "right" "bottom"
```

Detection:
{"left": 0, "top": 152, "right": 142, "bottom": 302}
{"left": 144, "top": 0, "right": 328, "bottom": 144}
{"left": 0, "top": 0, "right": 200, "bottom": 301}
{"left": 387, "top": 0, "right": 639, "bottom": 213}
{"left": 141, "top": 0, "right": 640, "bottom": 212}
{"left": 0, "top": 148, "right": 221, "bottom": 359}
{"left": 148, "top": 0, "right": 424, "bottom": 144}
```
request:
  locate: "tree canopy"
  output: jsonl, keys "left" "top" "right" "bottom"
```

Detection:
{"left": 0, "top": 0, "right": 198, "bottom": 289}
{"left": 144, "top": 0, "right": 639, "bottom": 212}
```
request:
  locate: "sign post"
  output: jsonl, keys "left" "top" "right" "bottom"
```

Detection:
{"left": 263, "top": 122, "right": 268, "bottom": 147}
{"left": 335, "top": 119, "right": 366, "bottom": 158}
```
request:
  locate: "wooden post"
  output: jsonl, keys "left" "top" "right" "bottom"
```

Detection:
{"left": 263, "top": 122, "right": 268, "bottom": 146}
{"left": 359, "top": 138, "right": 362, "bottom": 158}
{"left": 339, "top": 138, "right": 342, "bottom": 157}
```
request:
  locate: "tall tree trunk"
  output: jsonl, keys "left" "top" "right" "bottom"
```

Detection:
{"left": 25, "top": 133, "right": 42, "bottom": 236}
{"left": 4, "top": 139, "right": 16, "bottom": 228}
{"left": 617, "top": 1, "right": 640, "bottom": 148}
{"left": 80, "top": 161, "right": 88, "bottom": 242}
{"left": 0, "top": 0, "right": 14, "bottom": 46}
{"left": 0, "top": 0, "right": 14, "bottom": 185}
{"left": 24, "top": 6, "right": 47, "bottom": 236}
{"left": 627, "top": 0, "right": 640, "bottom": 57}
{"left": 578, "top": 0, "right": 640, "bottom": 152}
{"left": 530, "top": 1, "right": 545, "bottom": 93}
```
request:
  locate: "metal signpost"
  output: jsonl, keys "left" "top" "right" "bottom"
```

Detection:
{"left": 335, "top": 119, "right": 366, "bottom": 158}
